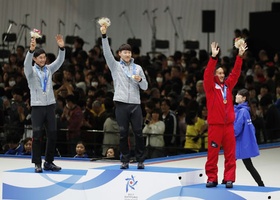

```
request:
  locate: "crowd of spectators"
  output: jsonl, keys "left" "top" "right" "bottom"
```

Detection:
{"left": 1, "top": 28, "right": 280, "bottom": 158}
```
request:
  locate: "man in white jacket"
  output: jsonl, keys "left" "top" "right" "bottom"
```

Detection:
{"left": 24, "top": 35, "right": 65, "bottom": 173}
{"left": 100, "top": 23, "right": 148, "bottom": 169}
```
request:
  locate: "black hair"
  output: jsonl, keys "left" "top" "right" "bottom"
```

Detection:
{"left": 33, "top": 48, "right": 46, "bottom": 58}
{"left": 176, "top": 105, "right": 186, "bottom": 116}
{"left": 237, "top": 88, "right": 250, "bottom": 102}
{"left": 53, "top": 71, "right": 64, "bottom": 83}
{"left": 242, "top": 28, "right": 250, "bottom": 37}
{"left": 118, "top": 44, "right": 131, "bottom": 52}
{"left": 76, "top": 140, "right": 86, "bottom": 147}
{"left": 6, "top": 132, "right": 22, "bottom": 144}
{"left": 234, "top": 29, "right": 241, "bottom": 35}
{"left": 145, "top": 100, "right": 156, "bottom": 110}
{"left": 185, "top": 110, "right": 197, "bottom": 125}
{"left": 56, "top": 95, "right": 66, "bottom": 106}
{"left": 104, "top": 97, "right": 114, "bottom": 110}
{"left": 132, "top": 46, "right": 140, "bottom": 54}
{"left": 105, "top": 146, "right": 119, "bottom": 159}
{"left": 151, "top": 108, "right": 162, "bottom": 114}
{"left": 22, "top": 137, "right": 32, "bottom": 145}
{"left": 259, "top": 93, "right": 273, "bottom": 107}
{"left": 161, "top": 98, "right": 171, "bottom": 107}
{"left": 75, "top": 37, "right": 85, "bottom": 46}
{"left": 12, "top": 87, "right": 24, "bottom": 96}
{"left": 65, "top": 94, "right": 77, "bottom": 104}
{"left": 17, "top": 45, "right": 25, "bottom": 51}
{"left": 46, "top": 53, "right": 56, "bottom": 63}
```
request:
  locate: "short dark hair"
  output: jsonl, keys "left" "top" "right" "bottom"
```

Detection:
{"left": 6, "top": 132, "right": 21, "bottom": 144}
{"left": 12, "top": 87, "right": 24, "bottom": 96}
{"left": 259, "top": 94, "right": 273, "bottom": 107}
{"left": 23, "top": 137, "right": 32, "bottom": 145}
{"left": 237, "top": 89, "right": 249, "bottom": 102}
{"left": 75, "top": 37, "right": 84, "bottom": 46}
{"left": 17, "top": 45, "right": 25, "bottom": 51}
{"left": 161, "top": 98, "right": 171, "bottom": 107}
{"left": 118, "top": 44, "right": 131, "bottom": 52}
{"left": 65, "top": 94, "right": 77, "bottom": 104}
{"left": 185, "top": 111, "right": 197, "bottom": 125}
{"left": 152, "top": 108, "right": 161, "bottom": 114}
{"left": 34, "top": 48, "right": 46, "bottom": 58}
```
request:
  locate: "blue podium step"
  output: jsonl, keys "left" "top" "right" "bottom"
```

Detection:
{"left": 2, "top": 165, "right": 280, "bottom": 199}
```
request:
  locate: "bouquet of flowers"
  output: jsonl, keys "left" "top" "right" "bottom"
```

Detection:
{"left": 30, "top": 28, "right": 42, "bottom": 39}
{"left": 97, "top": 17, "right": 111, "bottom": 27}
{"left": 234, "top": 37, "right": 245, "bottom": 49}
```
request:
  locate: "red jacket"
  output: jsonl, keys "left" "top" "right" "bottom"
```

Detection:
{"left": 203, "top": 56, "right": 243, "bottom": 125}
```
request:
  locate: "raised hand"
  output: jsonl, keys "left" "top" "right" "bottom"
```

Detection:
{"left": 55, "top": 34, "right": 65, "bottom": 48}
{"left": 211, "top": 42, "right": 220, "bottom": 57}
{"left": 30, "top": 37, "right": 36, "bottom": 51}
{"left": 238, "top": 42, "right": 248, "bottom": 56}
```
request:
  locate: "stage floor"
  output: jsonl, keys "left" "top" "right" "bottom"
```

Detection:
{"left": 1, "top": 143, "right": 280, "bottom": 199}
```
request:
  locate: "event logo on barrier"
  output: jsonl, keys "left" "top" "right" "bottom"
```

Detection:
{"left": 124, "top": 175, "right": 139, "bottom": 200}
{"left": 125, "top": 175, "right": 138, "bottom": 192}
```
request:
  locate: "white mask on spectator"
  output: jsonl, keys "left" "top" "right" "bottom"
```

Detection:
{"left": 167, "top": 60, "right": 174, "bottom": 67}
{"left": 156, "top": 77, "right": 163, "bottom": 83}
{"left": 9, "top": 80, "right": 16, "bottom": 87}
{"left": 91, "top": 81, "right": 98, "bottom": 88}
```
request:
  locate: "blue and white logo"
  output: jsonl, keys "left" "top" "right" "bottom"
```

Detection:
{"left": 125, "top": 175, "right": 138, "bottom": 192}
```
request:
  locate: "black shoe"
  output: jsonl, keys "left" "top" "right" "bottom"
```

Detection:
{"left": 258, "top": 181, "right": 265, "bottom": 187}
{"left": 221, "top": 180, "right": 226, "bottom": 184}
{"left": 137, "top": 162, "right": 145, "bottom": 169}
{"left": 206, "top": 181, "right": 218, "bottom": 188}
{"left": 120, "top": 162, "right": 129, "bottom": 169}
{"left": 226, "top": 181, "right": 233, "bottom": 188}
{"left": 35, "top": 164, "right": 43, "bottom": 173}
{"left": 43, "top": 162, "right": 61, "bottom": 171}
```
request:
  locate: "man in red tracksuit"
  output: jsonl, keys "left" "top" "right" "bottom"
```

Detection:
{"left": 204, "top": 41, "right": 247, "bottom": 188}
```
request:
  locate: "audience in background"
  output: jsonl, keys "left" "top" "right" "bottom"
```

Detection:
{"left": 105, "top": 147, "right": 119, "bottom": 159}
{"left": 61, "top": 94, "right": 84, "bottom": 156}
{"left": 73, "top": 141, "right": 88, "bottom": 158}
{"left": 4, "top": 132, "right": 23, "bottom": 155}
{"left": 21, "top": 137, "right": 32, "bottom": 155}
{"left": 1, "top": 28, "right": 280, "bottom": 159}
{"left": 143, "top": 108, "right": 165, "bottom": 158}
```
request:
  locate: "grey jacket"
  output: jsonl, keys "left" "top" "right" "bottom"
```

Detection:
{"left": 24, "top": 49, "right": 65, "bottom": 106}
{"left": 102, "top": 37, "right": 148, "bottom": 104}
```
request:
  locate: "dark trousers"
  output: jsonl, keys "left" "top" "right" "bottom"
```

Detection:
{"left": 115, "top": 102, "right": 145, "bottom": 163}
{"left": 242, "top": 158, "right": 264, "bottom": 186}
{"left": 31, "top": 104, "right": 57, "bottom": 164}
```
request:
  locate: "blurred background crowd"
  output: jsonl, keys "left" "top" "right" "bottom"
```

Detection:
{"left": 1, "top": 26, "right": 280, "bottom": 160}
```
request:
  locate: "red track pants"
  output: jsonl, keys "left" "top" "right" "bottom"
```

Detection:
{"left": 205, "top": 124, "right": 236, "bottom": 183}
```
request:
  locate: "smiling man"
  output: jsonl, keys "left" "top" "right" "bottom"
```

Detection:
{"left": 24, "top": 34, "right": 65, "bottom": 173}
{"left": 100, "top": 21, "right": 148, "bottom": 170}
{"left": 203, "top": 41, "right": 247, "bottom": 189}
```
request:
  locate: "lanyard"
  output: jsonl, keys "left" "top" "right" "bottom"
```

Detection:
{"left": 120, "top": 60, "right": 136, "bottom": 78}
{"left": 215, "top": 83, "right": 227, "bottom": 104}
{"left": 35, "top": 65, "right": 48, "bottom": 93}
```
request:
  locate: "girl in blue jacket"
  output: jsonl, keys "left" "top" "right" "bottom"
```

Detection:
{"left": 234, "top": 88, "right": 264, "bottom": 186}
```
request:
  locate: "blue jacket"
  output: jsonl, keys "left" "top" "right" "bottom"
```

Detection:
{"left": 102, "top": 37, "right": 148, "bottom": 104}
{"left": 5, "top": 144, "right": 24, "bottom": 155}
{"left": 234, "top": 102, "right": 259, "bottom": 159}
{"left": 24, "top": 49, "right": 65, "bottom": 106}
